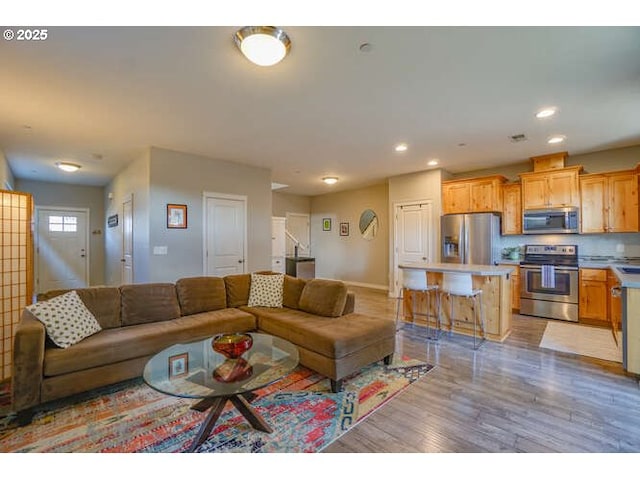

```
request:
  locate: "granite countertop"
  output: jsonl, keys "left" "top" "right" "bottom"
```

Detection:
{"left": 399, "top": 262, "right": 514, "bottom": 276}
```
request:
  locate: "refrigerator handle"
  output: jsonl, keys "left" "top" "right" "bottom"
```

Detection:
{"left": 463, "top": 216, "right": 469, "bottom": 264}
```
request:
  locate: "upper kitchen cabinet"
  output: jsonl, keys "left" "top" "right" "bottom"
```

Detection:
{"left": 442, "top": 175, "right": 507, "bottom": 215}
{"left": 501, "top": 183, "right": 522, "bottom": 235}
{"left": 519, "top": 165, "right": 583, "bottom": 210}
{"left": 580, "top": 170, "right": 639, "bottom": 233}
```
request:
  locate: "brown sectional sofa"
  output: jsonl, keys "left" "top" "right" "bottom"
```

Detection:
{"left": 12, "top": 274, "right": 395, "bottom": 424}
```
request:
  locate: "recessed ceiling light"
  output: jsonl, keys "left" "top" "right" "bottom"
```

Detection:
{"left": 322, "top": 176, "right": 338, "bottom": 185}
{"left": 56, "top": 162, "right": 81, "bottom": 172}
{"left": 536, "top": 107, "right": 557, "bottom": 119}
{"left": 359, "top": 43, "right": 373, "bottom": 53}
{"left": 547, "top": 135, "right": 566, "bottom": 144}
{"left": 234, "top": 26, "right": 291, "bottom": 67}
{"left": 427, "top": 159, "right": 439, "bottom": 166}
{"left": 394, "top": 143, "right": 408, "bottom": 152}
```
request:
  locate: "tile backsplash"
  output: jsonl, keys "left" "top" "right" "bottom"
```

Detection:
{"left": 498, "top": 233, "right": 640, "bottom": 258}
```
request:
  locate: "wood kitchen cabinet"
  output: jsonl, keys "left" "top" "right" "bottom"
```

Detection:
{"left": 578, "top": 268, "right": 608, "bottom": 323}
{"left": 519, "top": 165, "right": 582, "bottom": 210}
{"left": 500, "top": 264, "right": 520, "bottom": 311}
{"left": 501, "top": 183, "right": 522, "bottom": 235}
{"left": 581, "top": 170, "right": 639, "bottom": 233}
{"left": 442, "top": 175, "right": 507, "bottom": 214}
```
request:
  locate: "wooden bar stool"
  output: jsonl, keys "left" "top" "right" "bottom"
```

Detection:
{"left": 396, "top": 269, "right": 440, "bottom": 340}
{"left": 439, "top": 272, "right": 485, "bottom": 350}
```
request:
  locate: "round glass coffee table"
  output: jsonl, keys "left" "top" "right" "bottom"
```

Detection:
{"left": 143, "top": 332, "right": 299, "bottom": 452}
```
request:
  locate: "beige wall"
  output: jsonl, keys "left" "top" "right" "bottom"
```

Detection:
{"left": 448, "top": 145, "right": 640, "bottom": 181}
{"left": 104, "top": 150, "right": 151, "bottom": 285}
{"left": 16, "top": 179, "right": 106, "bottom": 287}
{"left": 272, "top": 191, "right": 311, "bottom": 217}
{"left": 387, "top": 168, "right": 444, "bottom": 293}
{"left": 310, "top": 183, "right": 389, "bottom": 289}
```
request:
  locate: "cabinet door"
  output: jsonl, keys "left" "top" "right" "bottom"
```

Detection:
{"left": 470, "top": 179, "right": 498, "bottom": 212}
{"left": 547, "top": 170, "right": 579, "bottom": 207}
{"left": 502, "top": 183, "right": 521, "bottom": 235}
{"left": 521, "top": 176, "right": 548, "bottom": 210}
{"left": 580, "top": 175, "right": 607, "bottom": 233}
{"left": 579, "top": 269, "right": 608, "bottom": 321}
{"left": 442, "top": 182, "right": 470, "bottom": 214}
{"left": 608, "top": 172, "right": 639, "bottom": 232}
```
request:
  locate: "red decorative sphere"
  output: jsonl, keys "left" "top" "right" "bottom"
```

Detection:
{"left": 212, "top": 333, "right": 253, "bottom": 359}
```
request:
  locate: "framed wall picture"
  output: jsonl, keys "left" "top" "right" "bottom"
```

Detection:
{"left": 340, "top": 222, "right": 349, "bottom": 236}
{"left": 167, "top": 204, "right": 187, "bottom": 229}
{"left": 168, "top": 353, "right": 189, "bottom": 379}
{"left": 322, "top": 218, "right": 332, "bottom": 231}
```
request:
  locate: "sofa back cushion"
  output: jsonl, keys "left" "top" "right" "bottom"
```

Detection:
{"left": 283, "top": 275, "right": 307, "bottom": 310}
{"left": 224, "top": 274, "right": 251, "bottom": 308}
{"left": 298, "top": 279, "right": 348, "bottom": 317}
{"left": 120, "top": 283, "right": 181, "bottom": 326}
{"left": 37, "top": 287, "right": 122, "bottom": 329}
{"left": 176, "top": 276, "right": 227, "bottom": 315}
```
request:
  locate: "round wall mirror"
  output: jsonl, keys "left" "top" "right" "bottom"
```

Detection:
{"left": 359, "top": 209, "right": 379, "bottom": 240}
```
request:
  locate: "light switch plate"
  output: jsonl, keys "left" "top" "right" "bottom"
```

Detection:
{"left": 153, "top": 246, "right": 168, "bottom": 255}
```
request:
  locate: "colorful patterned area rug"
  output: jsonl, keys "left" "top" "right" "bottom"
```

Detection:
{"left": 0, "top": 358, "right": 433, "bottom": 453}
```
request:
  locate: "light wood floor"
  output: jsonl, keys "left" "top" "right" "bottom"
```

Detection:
{"left": 323, "top": 286, "right": 640, "bottom": 453}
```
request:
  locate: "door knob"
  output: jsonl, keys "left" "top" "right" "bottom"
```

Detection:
{"left": 238, "top": 259, "right": 244, "bottom": 264}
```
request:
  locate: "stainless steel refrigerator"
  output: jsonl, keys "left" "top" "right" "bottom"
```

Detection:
{"left": 441, "top": 213, "right": 501, "bottom": 265}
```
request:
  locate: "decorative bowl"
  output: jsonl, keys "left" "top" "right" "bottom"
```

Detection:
{"left": 213, "top": 358, "right": 253, "bottom": 383}
{"left": 212, "top": 333, "right": 253, "bottom": 359}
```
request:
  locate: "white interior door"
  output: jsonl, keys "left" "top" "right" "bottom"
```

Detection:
{"left": 36, "top": 208, "right": 89, "bottom": 293}
{"left": 121, "top": 195, "right": 133, "bottom": 285}
{"left": 204, "top": 194, "right": 247, "bottom": 276}
{"left": 285, "top": 212, "right": 310, "bottom": 256}
{"left": 393, "top": 202, "right": 433, "bottom": 296}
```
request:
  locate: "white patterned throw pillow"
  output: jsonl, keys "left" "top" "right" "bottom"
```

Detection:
{"left": 26, "top": 290, "right": 102, "bottom": 348}
{"left": 247, "top": 273, "right": 284, "bottom": 308}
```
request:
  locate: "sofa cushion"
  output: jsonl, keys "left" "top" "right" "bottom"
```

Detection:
{"left": 248, "top": 273, "right": 284, "bottom": 307}
{"left": 283, "top": 275, "right": 307, "bottom": 310}
{"left": 36, "top": 287, "right": 122, "bottom": 329}
{"left": 176, "top": 276, "right": 227, "bottom": 316}
{"left": 224, "top": 274, "right": 251, "bottom": 308}
{"left": 298, "top": 279, "right": 348, "bottom": 317}
{"left": 43, "top": 308, "right": 257, "bottom": 377}
{"left": 26, "top": 290, "right": 102, "bottom": 348}
{"left": 246, "top": 306, "right": 395, "bottom": 359}
{"left": 120, "top": 283, "right": 181, "bottom": 326}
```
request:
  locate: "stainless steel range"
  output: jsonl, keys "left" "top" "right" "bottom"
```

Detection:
{"left": 520, "top": 244, "right": 579, "bottom": 322}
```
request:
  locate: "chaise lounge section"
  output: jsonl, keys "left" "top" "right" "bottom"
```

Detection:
{"left": 12, "top": 273, "right": 396, "bottom": 424}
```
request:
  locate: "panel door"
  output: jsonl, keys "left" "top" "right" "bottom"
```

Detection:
{"left": 205, "top": 196, "right": 246, "bottom": 276}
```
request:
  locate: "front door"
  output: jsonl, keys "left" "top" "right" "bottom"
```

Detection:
{"left": 204, "top": 194, "right": 247, "bottom": 276}
{"left": 393, "top": 202, "right": 433, "bottom": 296}
{"left": 36, "top": 208, "right": 89, "bottom": 293}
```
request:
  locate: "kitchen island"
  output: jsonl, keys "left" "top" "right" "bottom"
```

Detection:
{"left": 611, "top": 266, "right": 640, "bottom": 376}
{"left": 399, "top": 263, "right": 514, "bottom": 342}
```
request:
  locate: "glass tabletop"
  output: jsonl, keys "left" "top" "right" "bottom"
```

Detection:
{"left": 143, "top": 333, "right": 299, "bottom": 399}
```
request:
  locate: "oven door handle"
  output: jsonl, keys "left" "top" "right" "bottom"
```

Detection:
{"left": 520, "top": 266, "right": 578, "bottom": 272}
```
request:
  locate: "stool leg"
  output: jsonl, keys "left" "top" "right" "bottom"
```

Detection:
{"left": 473, "top": 295, "right": 477, "bottom": 350}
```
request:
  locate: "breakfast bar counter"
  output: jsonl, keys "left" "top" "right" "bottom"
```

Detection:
{"left": 399, "top": 263, "right": 514, "bottom": 342}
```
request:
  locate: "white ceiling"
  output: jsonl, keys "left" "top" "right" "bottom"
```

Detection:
{"left": 1, "top": 26, "right": 640, "bottom": 195}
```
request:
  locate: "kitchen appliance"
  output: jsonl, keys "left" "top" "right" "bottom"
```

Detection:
{"left": 520, "top": 244, "right": 579, "bottom": 322}
{"left": 522, "top": 207, "right": 579, "bottom": 234}
{"left": 441, "top": 212, "right": 501, "bottom": 265}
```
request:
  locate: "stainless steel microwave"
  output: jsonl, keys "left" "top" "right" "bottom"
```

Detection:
{"left": 522, "top": 207, "right": 579, "bottom": 234}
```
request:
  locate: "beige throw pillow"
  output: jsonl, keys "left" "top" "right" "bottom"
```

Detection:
{"left": 26, "top": 290, "right": 102, "bottom": 348}
{"left": 248, "top": 273, "right": 284, "bottom": 308}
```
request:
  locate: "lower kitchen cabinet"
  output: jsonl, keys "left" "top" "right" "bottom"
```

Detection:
{"left": 579, "top": 268, "right": 608, "bottom": 324}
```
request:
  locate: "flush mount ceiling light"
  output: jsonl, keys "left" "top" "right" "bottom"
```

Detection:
{"left": 56, "top": 161, "right": 81, "bottom": 172}
{"left": 427, "top": 159, "right": 439, "bottom": 166}
{"left": 536, "top": 107, "right": 558, "bottom": 119}
{"left": 394, "top": 143, "right": 408, "bottom": 152}
{"left": 234, "top": 26, "right": 291, "bottom": 67}
{"left": 322, "top": 176, "right": 338, "bottom": 185}
{"left": 547, "top": 135, "right": 566, "bottom": 145}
